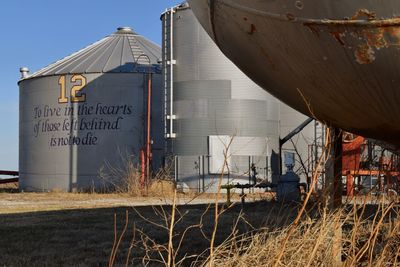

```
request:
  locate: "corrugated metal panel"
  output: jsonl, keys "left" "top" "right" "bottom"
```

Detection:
{"left": 172, "top": 7, "right": 274, "bottom": 102}
{"left": 175, "top": 80, "right": 231, "bottom": 100}
{"left": 23, "top": 27, "right": 161, "bottom": 79}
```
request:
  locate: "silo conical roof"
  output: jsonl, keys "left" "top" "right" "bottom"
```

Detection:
{"left": 26, "top": 27, "right": 161, "bottom": 79}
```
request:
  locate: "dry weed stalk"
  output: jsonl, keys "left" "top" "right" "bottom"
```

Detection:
{"left": 208, "top": 136, "right": 235, "bottom": 267}
{"left": 109, "top": 210, "right": 129, "bottom": 267}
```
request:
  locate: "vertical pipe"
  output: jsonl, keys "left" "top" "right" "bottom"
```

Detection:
{"left": 146, "top": 73, "right": 152, "bottom": 184}
{"left": 325, "top": 128, "right": 343, "bottom": 265}
{"left": 202, "top": 155, "right": 205, "bottom": 192}
{"left": 279, "top": 140, "right": 283, "bottom": 175}
{"left": 248, "top": 156, "right": 251, "bottom": 184}
{"left": 169, "top": 8, "right": 174, "bottom": 137}
{"left": 198, "top": 156, "right": 201, "bottom": 192}
{"left": 174, "top": 156, "right": 179, "bottom": 182}
{"left": 347, "top": 173, "right": 354, "bottom": 197}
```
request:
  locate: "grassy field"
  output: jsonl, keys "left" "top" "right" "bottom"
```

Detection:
{"left": 0, "top": 188, "right": 399, "bottom": 266}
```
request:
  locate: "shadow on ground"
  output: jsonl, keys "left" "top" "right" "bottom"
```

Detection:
{"left": 0, "top": 201, "right": 299, "bottom": 266}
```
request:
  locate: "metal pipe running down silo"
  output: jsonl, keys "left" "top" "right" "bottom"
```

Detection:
{"left": 146, "top": 73, "right": 152, "bottom": 185}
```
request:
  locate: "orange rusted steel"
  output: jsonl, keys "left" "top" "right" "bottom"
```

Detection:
{"left": 346, "top": 174, "right": 354, "bottom": 197}
{"left": 343, "top": 170, "right": 399, "bottom": 176}
{"left": 342, "top": 136, "right": 364, "bottom": 172}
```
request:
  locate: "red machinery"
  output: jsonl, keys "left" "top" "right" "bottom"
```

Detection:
{"left": 342, "top": 134, "right": 400, "bottom": 196}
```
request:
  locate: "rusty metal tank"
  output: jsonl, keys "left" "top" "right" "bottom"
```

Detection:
{"left": 188, "top": 0, "right": 400, "bottom": 147}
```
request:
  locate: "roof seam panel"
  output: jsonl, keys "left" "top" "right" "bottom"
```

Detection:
{"left": 30, "top": 38, "right": 108, "bottom": 78}
{"left": 102, "top": 36, "right": 123, "bottom": 72}
{"left": 53, "top": 39, "right": 111, "bottom": 75}
{"left": 24, "top": 29, "right": 161, "bottom": 79}
{"left": 69, "top": 37, "right": 116, "bottom": 73}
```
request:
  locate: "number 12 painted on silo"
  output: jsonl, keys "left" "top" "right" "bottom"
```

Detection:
{"left": 58, "top": 75, "right": 87, "bottom": 103}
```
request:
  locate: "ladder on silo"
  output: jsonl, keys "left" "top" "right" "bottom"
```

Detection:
{"left": 163, "top": 8, "right": 176, "bottom": 140}
{"left": 313, "top": 121, "right": 326, "bottom": 189}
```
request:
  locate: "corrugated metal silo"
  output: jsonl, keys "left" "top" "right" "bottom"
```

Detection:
{"left": 19, "top": 27, "right": 164, "bottom": 191}
{"left": 162, "top": 4, "right": 281, "bottom": 192}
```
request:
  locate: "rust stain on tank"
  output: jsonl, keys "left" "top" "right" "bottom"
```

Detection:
{"left": 286, "top": 13, "right": 296, "bottom": 21}
{"left": 351, "top": 9, "right": 376, "bottom": 20}
{"left": 305, "top": 24, "right": 320, "bottom": 37}
{"left": 303, "top": 10, "right": 400, "bottom": 64}
{"left": 387, "top": 27, "right": 400, "bottom": 42}
{"left": 363, "top": 28, "right": 387, "bottom": 49}
{"left": 248, "top": 23, "right": 257, "bottom": 35}
{"left": 355, "top": 44, "right": 376, "bottom": 64}
{"left": 331, "top": 32, "right": 346, "bottom": 46}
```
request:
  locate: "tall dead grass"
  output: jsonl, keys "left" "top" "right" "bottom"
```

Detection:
{"left": 107, "top": 194, "right": 399, "bottom": 266}
{"left": 205, "top": 199, "right": 399, "bottom": 267}
{"left": 99, "top": 154, "right": 175, "bottom": 196}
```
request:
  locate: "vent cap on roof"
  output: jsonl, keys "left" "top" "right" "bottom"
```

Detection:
{"left": 115, "top": 27, "right": 136, "bottom": 35}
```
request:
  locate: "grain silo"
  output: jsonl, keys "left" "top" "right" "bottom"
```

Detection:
{"left": 162, "top": 3, "right": 281, "bottom": 192}
{"left": 19, "top": 27, "right": 164, "bottom": 192}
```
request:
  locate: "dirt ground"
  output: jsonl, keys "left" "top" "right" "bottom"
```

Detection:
{"left": 0, "top": 190, "right": 292, "bottom": 266}
{"left": 0, "top": 192, "right": 217, "bottom": 214}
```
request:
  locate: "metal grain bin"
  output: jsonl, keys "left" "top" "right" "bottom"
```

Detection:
{"left": 162, "top": 4, "right": 282, "bottom": 192}
{"left": 19, "top": 27, "right": 163, "bottom": 192}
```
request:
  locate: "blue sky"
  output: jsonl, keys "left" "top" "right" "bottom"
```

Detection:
{"left": 0, "top": 0, "right": 182, "bottom": 171}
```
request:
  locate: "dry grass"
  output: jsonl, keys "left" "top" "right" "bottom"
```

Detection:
{"left": 101, "top": 193, "right": 399, "bottom": 267}
{"left": 98, "top": 155, "right": 149, "bottom": 195}
{"left": 206, "top": 201, "right": 400, "bottom": 267}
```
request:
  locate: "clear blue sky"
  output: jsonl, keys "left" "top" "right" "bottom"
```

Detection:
{"left": 0, "top": 0, "right": 182, "bottom": 171}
